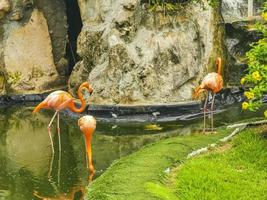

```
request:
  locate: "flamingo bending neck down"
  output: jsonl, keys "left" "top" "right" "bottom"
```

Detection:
{"left": 33, "top": 82, "right": 93, "bottom": 155}
{"left": 194, "top": 57, "right": 223, "bottom": 133}
{"left": 78, "top": 115, "right": 96, "bottom": 182}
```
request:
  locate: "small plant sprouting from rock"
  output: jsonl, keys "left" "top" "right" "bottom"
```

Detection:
{"left": 241, "top": 2, "right": 267, "bottom": 116}
{"left": 146, "top": 0, "right": 218, "bottom": 13}
{"left": 7, "top": 71, "right": 22, "bottom": 86}
{"left": 30, "top": 68, "right": 44, "bottom": 79}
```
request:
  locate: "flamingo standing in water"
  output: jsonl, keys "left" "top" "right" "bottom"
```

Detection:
{"left": 33, "top": 82, "right": 93, "bottom": 154}
{"left": 194, "top": 57, "right": 223, "bottom": 133}
{"left": 78, "top": 115, "right": 97, "bottom": 181}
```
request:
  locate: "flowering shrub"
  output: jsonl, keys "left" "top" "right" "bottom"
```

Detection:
{"left": 241, "top": 2, "right": 267, "bottom": 114}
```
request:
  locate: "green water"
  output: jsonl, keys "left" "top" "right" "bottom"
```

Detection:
{"left": 0, "top": 105, "right": 265, "bottom": 199}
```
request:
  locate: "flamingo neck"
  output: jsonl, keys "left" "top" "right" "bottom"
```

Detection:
{"left": 70, "top": 85, "right": 87, "bottom": 113}
{"left": 217, "top": 58, "right": 222, "bottom": 75}
{"left": 84, "top": 129, "right": 94, "bottom": 141}
{"left": 83, "top": 129, "right": 94, "bottom": 158}
{"left": 83, "top": 129, "right": 94, "bottom": 174}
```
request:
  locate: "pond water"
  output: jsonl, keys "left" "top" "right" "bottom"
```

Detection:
{"left": 0, "top": 104, "right": 265, "bottom": 199}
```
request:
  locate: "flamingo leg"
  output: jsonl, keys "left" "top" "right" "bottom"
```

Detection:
{"left": 57, "top": 112, "right": 61, "bottom": 152}
{"left": 203, "top": 91, "right": 209, "bottom": 133}
{"left": 211, "top": 93, "right": 216, "bottom": 133}
{"left": 48, "top": 111, "right": 58, "bottom": 154}
{"left": 57, "top": 112, "right": 61, "bottom": 185}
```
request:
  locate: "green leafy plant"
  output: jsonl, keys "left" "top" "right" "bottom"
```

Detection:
{"left": 241, "top": 3, "right": 267, "bottom": 117}
{"left": 147, "top": 0, "right": 218, "bottom": 13}
{"left": 7, "top": 71, "right": 22, "bottom": 86}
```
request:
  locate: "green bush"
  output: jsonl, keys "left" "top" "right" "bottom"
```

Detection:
{"left": 241, "top": 3, "right": 267, "bottom": 117}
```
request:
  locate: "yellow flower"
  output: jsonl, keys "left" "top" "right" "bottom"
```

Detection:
{"left": 264, "top": 110, "right": 267, "bottom": 118}
{"left": 242, "top": 102, "right": 249, "bottom": 110}
{"left": 244, "top": 91, "right": 255, "bottom": 100}
{"left": 240, "top": 77, "right": 246, "bottom": 85}
{"left": 262, "top": 12, "right": 267, "bottom": 21}
{"left": 252, "top": 71, "right": 262, "bottom": 81}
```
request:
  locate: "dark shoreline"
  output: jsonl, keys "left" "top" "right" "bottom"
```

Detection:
{"left": 0, "top": 87, "right": 246, "bottom": 122}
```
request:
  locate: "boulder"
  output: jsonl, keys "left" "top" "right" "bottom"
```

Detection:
{"left": 0, "top": 0, "right": 67, "bottom": 94}
{"left": 4, "top": 9, "right": 59, "bottom": 93}
{"left": 70, "top": 0, "right": 225, "bottom": 104}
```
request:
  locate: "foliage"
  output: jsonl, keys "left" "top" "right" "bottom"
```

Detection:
{"left": 241, "top": 3, "right": 267, "bottom": 113}
{"left": 147, "top": 0, "right": 218, "bottom": 12}
{"left": 146, "top": 127, "right": 267, "bottom": 200}
{"left": 7, "top": 71, "right": 22, "bottom": 86}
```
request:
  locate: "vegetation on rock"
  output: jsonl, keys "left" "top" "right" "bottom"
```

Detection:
{"left": 147, "top": 0, "right": 218, "bottom": 12}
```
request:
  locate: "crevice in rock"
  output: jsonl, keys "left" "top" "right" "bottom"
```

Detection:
{"left": 64, "top": 0, "right": 83, "bottom": 75}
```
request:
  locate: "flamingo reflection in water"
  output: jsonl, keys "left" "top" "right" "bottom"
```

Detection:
{"left": 33, "top": 186, "right": 85, "bottom": 200}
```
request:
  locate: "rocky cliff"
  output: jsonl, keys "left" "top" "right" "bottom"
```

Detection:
{"left": 3, "top": 0, "right": 253, "bottom": 105}
{"left": 69, "top": 0, "right": 225, "bottom": 104}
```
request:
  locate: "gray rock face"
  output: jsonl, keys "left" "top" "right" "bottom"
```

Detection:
{"left": 222, "top": 0, "right": 248, "bottom": 23}
{"left": 35, "top": 0, "right": 68, "bottom": 75}
{"left": 222, "top": 0, "right": 264, "bottom": 85}
{"left": 222, "top": 0, "right": 263, "bottom": 23}
{"left": 70, "top": 0, "right": 224, "bottom": 104}
{"left": 225, "top": 21, "right": 262, "bottom": 85}
{"left": 0, "top": 0, "right": 67, "bottom": 94}
{"left": 0, "top": 0, "right": 11, "bottom": 19}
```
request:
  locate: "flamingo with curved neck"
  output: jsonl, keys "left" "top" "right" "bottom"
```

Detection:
{"left": 33, "top": 82, "right": 93, "bottom": 155}
{"left": 194, "top": 57, "right": 224, "bottom": 133}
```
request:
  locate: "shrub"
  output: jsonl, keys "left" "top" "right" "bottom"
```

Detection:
{"left": 241, "top": 3, "right": 267, "bottom": 117}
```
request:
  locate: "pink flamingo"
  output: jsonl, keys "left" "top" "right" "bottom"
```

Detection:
{"left": 33, "top": 82, "right": 93, "bottom": 154}
{"left": 194, "top": 57, "right": 224, "bottom": 132}
{"left": 78, "top": 115, "right": 97, "bottom": 181}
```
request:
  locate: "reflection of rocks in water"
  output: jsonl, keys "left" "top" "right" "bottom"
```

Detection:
{"left": 33, "top": 185, "right": 85, "bottom": 200}
{"left": 89, "top": 129, "right": 185, "bottom": 172}
{"left": 0, "top": 106, "right": 191, "bottom": 199}
{"left": 5, "top": 109, "right": 52, "bottom": 177}
{"left": 0, "top": 107, "right": 88, "bottom": 199}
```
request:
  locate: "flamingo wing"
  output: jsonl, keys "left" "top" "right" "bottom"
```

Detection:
{"left": 44, "top": 91, "right": 73, "bottom": 111}
{"left": 201, "top": 73, "right": 223, "bottom": 93}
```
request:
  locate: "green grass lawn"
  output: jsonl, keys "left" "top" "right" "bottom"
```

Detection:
{"left": 86, "top": 129, "right": 231, "bottom": 200}
{"left": 146, "top": 127, "right": 267, "bottom": 200}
